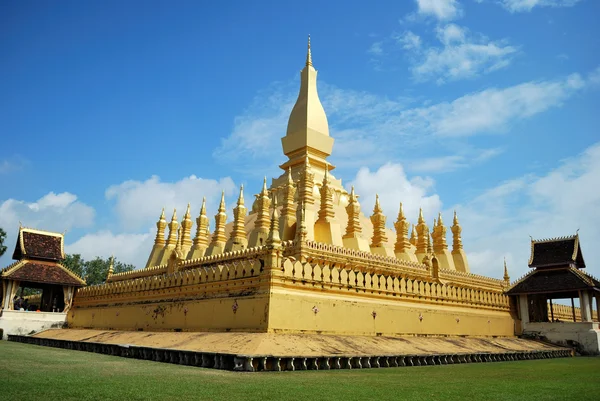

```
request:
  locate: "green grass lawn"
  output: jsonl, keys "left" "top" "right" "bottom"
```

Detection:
{"left": 1, "top": 341, "right": 599, "bottom": 401}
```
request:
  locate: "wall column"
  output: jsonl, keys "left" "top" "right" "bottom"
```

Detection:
{"left": 580, "top": 291, "right": 592, "bottom": 322}
{"left": 2, "top": 280, "right": 12, "bottom": 311}
{"left": 519, "top": 294, "right": 529, "bottom": 324}
{"left": 595, "top": 294, "right": 600, "bottom": 322}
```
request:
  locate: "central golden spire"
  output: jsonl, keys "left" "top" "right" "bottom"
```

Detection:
{"left": 281, "top": 36, "right": 334, "bottom": 173}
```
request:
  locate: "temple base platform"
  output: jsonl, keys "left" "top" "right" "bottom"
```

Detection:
{"left": 8, "top": 329, "right": 573, "bottom": 372}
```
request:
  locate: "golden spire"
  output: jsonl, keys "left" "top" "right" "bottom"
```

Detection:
{"left": 416, "top": 209, "right": 428, "bottom": 255}
{"left": 255, "top": 177, "right": 271, "bottom": 232}
{"left": 267, "top": 196, "right": 281, "bottom": 247}
{"left": 410, "top": 224, "right": 417, "bottom": 246}
{"left": 190, "top": 197, "right": 210, "bottom": 253}
{"left": 228, "top": 185, "right": 248, "bottom": 250}
{"left": 180, "top": 203, "right": 193, "bottom": 254}
{"left": 154, "top": 208, "right": 167, "bottom": 247}
{"left": 306, "top": 34, "right": 312, "bottom": 67}
{"left": 370, "top": 194, "right": 388, "bottom": 248}
{"left": 432, "top": 212, "right": 448, "bottom": 253}
{"left": 503, "top": 257, "right": 510, "bottom": 283}
{"left": 394, "top": 202, "right": 411, "bottom": 253}
{"left": 451, "top": 210, "right": 463, "bottom": 251}
{"left": 211, "top": 191, "right": 227, "bottom": 246}
{"left": 282, "top": 36, "right": 333, "bottom": 171}
{"left": 343, "top": 186, "right": 363, "bottom": 239}
{"left": 107, "top": 255, "right": 114, "bottom": 279}
{"left": 316, "top": 163, "right": 335, "bottom": 223}
{"left": 165, "top": 209, "right": 179, "bottom": 247}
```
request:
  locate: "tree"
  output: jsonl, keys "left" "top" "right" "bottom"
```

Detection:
{"left": 62, "top": 254, "right": 85, "bottom": 278}
{"left": 0, "top": 227, "right": 7, "bottom": 257}
{"left": 62, "top": 254, "right": 136, "bottom": 286}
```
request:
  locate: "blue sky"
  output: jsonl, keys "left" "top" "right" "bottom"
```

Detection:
{"left": 1, "top": 0, "right": 599, "bottom": 281}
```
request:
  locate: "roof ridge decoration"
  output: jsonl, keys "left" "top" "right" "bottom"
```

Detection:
{"left": 530, "top": 234, "right": 578, "bottom": 244}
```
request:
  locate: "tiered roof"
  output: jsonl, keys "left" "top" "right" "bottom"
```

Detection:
{"left": 2, "top": 226, "right": 85, "bottom": 287}
{"left": 507, "top": 234, "right": 596, "bottom": 296}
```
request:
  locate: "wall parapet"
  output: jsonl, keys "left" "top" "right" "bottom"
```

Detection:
{"left": 75, "top": 258, "right": 262, "bottom": 305}
{"left": 280, "top": 258, "right": 510, "bottom": 311}
{"left": 107, "top": 263, "right": 167, "bottom": 282}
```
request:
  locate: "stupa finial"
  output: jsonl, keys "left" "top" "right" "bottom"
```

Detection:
{"left": 237, "top": 184, "right": 245, "bottom": 206}
{"left": 218, "top": 191, "right": 226, "bottom": 212}
{"left": 306, "top": 34, "right": 312, "bottom": 67}
{"left": 261, "top": 177, "right": 268, "bottom": 195}
{"left": 107, "top": 255, "right": 114, "bottom": 278}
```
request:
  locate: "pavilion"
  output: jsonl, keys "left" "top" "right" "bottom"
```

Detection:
{"left": 507, "top": 233, "right": 600, "bottom": 354}
{"left": 0, "top": 226, "right": 86, "bottom": 339}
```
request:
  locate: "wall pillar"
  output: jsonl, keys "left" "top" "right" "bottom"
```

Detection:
{"left": 2, "top": 280, "right": 12, "bottom": 311}
{"left": 518, "top": 294, "right": 529, "bottom": 324}
{"left": 580, "top": 291, "right": 592, "bottom": 323}
{"left": 595, "top": 294, "right": 600, "bottom": 322}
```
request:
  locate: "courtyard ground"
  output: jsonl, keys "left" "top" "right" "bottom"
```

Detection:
{"left": 1, "top": 341, "right": 598, "bottom": 401}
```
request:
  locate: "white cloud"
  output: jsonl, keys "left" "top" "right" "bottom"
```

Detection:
{"left": 436, "top": 23, "right": 466, "bottom": 45}
{"left": 405, "top": 72, "right": 588, "bottom": 136}
{"left": 499, "top": 0, "right": 582, "bottom": 12}
{"left": 416, "top": 0, "right": 463, "bottom": 20}
{"left": 368, "top": 41, "right": 384, "bottom": 55}
{"left": 105, "top": 175, "right": 237, "bottom": 231}
{"left": 349, "top": 163, "right": 443, "bottom": 224}
{"left": 395, "top": 31, "right": 422, "bottom": 50}
{"left": 0, "top": 192, "right": 95, "bottom": 233}
{"left": 0, "top": 156, "right": 28, "bottom": 174}
{"left": 410, "top": 24, "right": 518, "bottom": 83}
{"left": 67, "top": 230, "right": 153, "bottom": 269}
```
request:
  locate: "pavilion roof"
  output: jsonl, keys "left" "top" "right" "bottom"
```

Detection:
{"left": 528, "top": 234, "right": 585, "bottom": 269}
{"left": 1, "top": 259, "right": 86, "bottom": 287}
{"left": 12, "top": 227, "right": 65, "bottom": 262}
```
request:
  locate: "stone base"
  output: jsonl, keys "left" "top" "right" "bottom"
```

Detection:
{"left": 0, "top": 311, "right": 67, "bottom": 340}
{"left": 523, "top": 321, "right": 600, "bottom": 355}
{"left": 9, "top": 328, "right": 573, "bottom": 372}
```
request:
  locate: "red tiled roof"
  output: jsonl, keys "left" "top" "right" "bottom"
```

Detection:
{"left": 3, "top": 260, "right": 85, "bottom": 287}
{"left": 12, "top": 228, "right": 64, "bottom": 261}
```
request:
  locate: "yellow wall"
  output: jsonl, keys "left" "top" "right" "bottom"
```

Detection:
{"left": 268, "top": 289, "right": 515, "bottom": 337}
{"left": 69, "top": 295, "right": 269, "bottom": 332}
